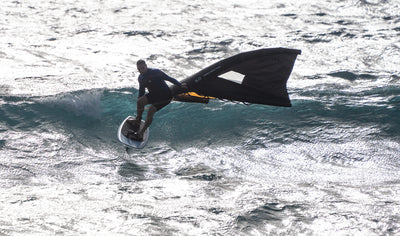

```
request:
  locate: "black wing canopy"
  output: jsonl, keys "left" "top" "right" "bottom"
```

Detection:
{"left": 171, "top": 48, "right": 301, "bottom": 107}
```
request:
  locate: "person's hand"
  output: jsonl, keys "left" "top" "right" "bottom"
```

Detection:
{"left": 181, "top": 83, "right": 188, "bottom": 90}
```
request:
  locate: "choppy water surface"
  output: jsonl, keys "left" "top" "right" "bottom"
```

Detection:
{"left": 1, "top": 0, "right": 400, "bottom": 235}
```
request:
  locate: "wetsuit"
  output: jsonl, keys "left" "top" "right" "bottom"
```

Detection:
{"left": 138, "top": 68, "right": 182, "bottom": 110}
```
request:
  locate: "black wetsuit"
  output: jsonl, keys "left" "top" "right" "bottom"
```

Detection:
{"left": 138, "top": 68, "right": 181, "bottom": 110}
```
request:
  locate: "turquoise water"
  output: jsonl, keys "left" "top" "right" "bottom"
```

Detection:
{"left": 1, "top": 0, "right": 400, "bottom": 235}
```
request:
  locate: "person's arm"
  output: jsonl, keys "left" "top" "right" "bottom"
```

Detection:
{"left": 159, "top": 70, "right": 182, "bottom": 87}
{"left": 138, "top": 76, "right": 145, "bottom": 98}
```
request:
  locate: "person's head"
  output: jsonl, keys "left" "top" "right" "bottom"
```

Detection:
{"left": 137, "top": 60, "right": 147, "bottom": 75}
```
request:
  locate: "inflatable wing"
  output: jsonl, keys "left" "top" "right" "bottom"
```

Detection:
{"left": 171, "top": 48, "right": 301, "bottom": 107}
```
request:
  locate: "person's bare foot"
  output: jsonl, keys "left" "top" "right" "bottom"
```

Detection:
{"left": 134, "top": 116, "right": 142, "bottom": 125}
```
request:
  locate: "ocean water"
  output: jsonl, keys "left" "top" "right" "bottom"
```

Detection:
{"left": 1, "top": 0, "right": 400, "bottom": 235}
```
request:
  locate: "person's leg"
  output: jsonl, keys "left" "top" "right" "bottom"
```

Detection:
{"left": 138, "top": 105, "right": 157, "bottom": 137}
{"left": 136, "top": 96, "right": 149, "bottom": 121}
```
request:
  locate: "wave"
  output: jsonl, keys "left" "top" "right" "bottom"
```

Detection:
{"left": 0, "top": 82, "right": 398, "bottom": 144}
{"left": 0, "top": 81, "right": 398, "bottom": 126}
{"left": 0, "top": 81, "right": 399, "bottom": 174}
{"left": 0, "top": 80, "right": 399, "bottom": 194}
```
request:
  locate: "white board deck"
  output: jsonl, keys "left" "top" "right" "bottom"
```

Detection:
{"left": 117, "top": 116, "right": 149, "bottom": 149}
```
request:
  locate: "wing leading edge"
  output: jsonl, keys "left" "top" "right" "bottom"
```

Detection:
{"left": 171, "top": 48, "right": 301, "bottom": 107}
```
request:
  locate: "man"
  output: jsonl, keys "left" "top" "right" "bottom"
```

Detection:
{"left": 131, "top": 60, "right": 187, "bottom": 141}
